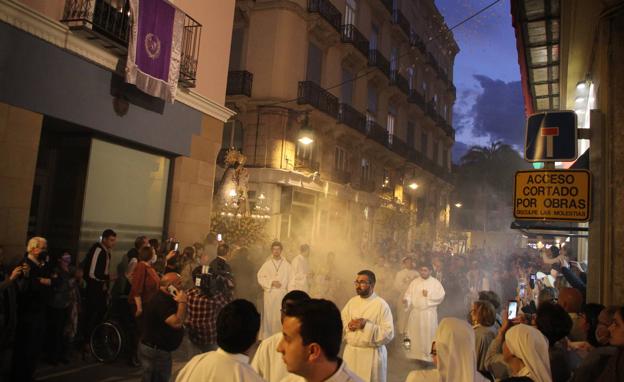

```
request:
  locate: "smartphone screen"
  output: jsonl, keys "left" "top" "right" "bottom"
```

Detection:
{"left": 508, "top": 301, "right": 518, "bottom": 320}
{"left": 167, "top": 284, "right": 179, "bottom": 296}
{"left": 519, "top": 283, "right": 526, "bottom": 298}
{"left": 174, "top": 242, "right": 179, "bottom": 251}
{"left": 217, "top": 233, "right": 223, "bottom": 242}
{"left": 529, "top": 274, "right": 536, "bottom": 289}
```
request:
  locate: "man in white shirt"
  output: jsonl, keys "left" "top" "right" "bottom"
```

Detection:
{"left": 252, "top": 290, "right": 310, "bottom": 382}
{"left": 289, "top": 244, "right": 311, "bottom": 292}
{"left": 341, "top": 270, "right": 394, "bottom": 382}
{"left": 176, "top": 299, "right": 264, "bottom": 382}
{"left": 257, "top": 241, "right": 292, "bottom": 339}
{"left": 403, "top": 260, "right": 445, "bottom": 363}
{"left": 278, "top": 299, "right": 364, "bottom": 382}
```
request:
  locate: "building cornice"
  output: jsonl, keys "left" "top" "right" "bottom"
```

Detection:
{"left": 0, "top": 0, "right": 236, "bottom": 122}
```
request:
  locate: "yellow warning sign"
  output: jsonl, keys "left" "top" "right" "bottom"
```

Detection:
{"left": 514, "top": 170, "right": 591, "bottom": 222}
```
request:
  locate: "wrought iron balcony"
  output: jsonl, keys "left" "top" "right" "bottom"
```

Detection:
{"left": 308, "top": 0, "right": 342, "bottom": 33}
{"left": 341, "top": 24, "right": 369, "bottom": 58}
{"left": 295, "top": 158, "right": 320, "bottom": 172}
{"left": 226, "top": 71, "right": 253, "bottom": 97}
{"left": 386, "top": 135, "right": 410, "bottom": 157}
{"left": 409, "top": 31, "right": 426, "bottom": 55}
{"left": 426, "top": 100, "right": 438, "bottom": 120}
{"left": 366, "top": 119, "right": 389, "bottom": 146}
{"left": 338, "top": 103, "right": 367, "bottom": 133}
{"left": 392, "top": 9, "right": 411, "bottom": 38}
{"left": 298, "top": 81, "right": 339, "bottom": 119}
{"left": 61, "top": 0, "right": 201, "bottom": 88}
{"left": 356, "top": 180, "right": 376, "bottom": 193}
{"left": 408, "top": 89, "right": 426, "bottom": 109}
{"left": 368, "top": 49, "right": 390, "bottom": 79}
{"left": 390, "top": 71, "right": 409, "bottom": 95}
{"left": 334, "top": 169, "right": 352, "bottom": 184}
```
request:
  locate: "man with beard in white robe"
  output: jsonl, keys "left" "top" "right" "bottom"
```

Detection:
{"left": 403, "top": 260, "right": 445, "bottom": 363}
{"left": 393, "top": 257, "right": 419, "bottom": 336}
{"left": 251, "top": 290, "right": 310, "bottom": 382}
{"left": 341, "top": 270, "right": 394, "bottom": 382}
{"left": 289, "top": 244, "right": 311, "bottom": 292}
{"left": 257, "top": 241, "right": 292, "bottom": 339}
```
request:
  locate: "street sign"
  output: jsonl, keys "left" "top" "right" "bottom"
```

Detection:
{"left": 513, "top": 170, "right": 591, "bottom": 222}
{"left": 525, "top": 111, "right": 577, "bottom": 162}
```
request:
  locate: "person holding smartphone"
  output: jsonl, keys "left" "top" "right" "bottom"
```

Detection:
{"left": 139, "top": 272, "right": 187, "bottom": 382}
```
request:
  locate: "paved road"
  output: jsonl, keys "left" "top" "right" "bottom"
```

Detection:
{"left": 35, "top": 338, "right": 426, "bottom": 382}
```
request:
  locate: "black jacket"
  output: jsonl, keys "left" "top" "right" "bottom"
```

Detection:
{"left": 83, "top": 242, "right": 110, "bottom": 282}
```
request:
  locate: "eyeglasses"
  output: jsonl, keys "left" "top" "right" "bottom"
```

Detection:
{"left": 353, "top": 280, "right": 370, "bottom": 285}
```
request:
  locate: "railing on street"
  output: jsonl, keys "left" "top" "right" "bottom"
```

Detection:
{"left": 341, "top": 24, "right": 369, "bottom": 58}
{"left": 392, "top": 9, "right": 411, "bottom": 38}
{"left": 338, "top": 103, "right": 367, "bottom": 134}
{"left": 368, "top": 49, "right": 390, "bottom": 79}
{"left": 60, "top": 0, "right": 201, "bottom": 88}
{"left": 226, "top": 71, "right": 253, "bottom": 97}
{"left": 390, "top": 71, "right": 410, "bottom": 95}
{"left": 308, "top": 0, "right": 342, "bottom": 33}
{"left": 298, "top": 81, "right": 339, "bottom": 119}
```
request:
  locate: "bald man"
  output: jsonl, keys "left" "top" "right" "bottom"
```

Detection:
{"left": 558, "top": 287, "right": 585, "bottom": 341}
{"left": 139, "top": 273, "right": 188, "bottom": 382}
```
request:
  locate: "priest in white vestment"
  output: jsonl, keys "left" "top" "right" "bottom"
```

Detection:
{"left": 252, "top": 290, "right": 310, "bottom": 382}
{"left": 289, "top": 244, "right": 311, "bottom": 292}
{"left": 258, "top": 241, "right": 292, "bottom": 339}
{"left": 403, "top": 260, "right": 445, "bottom": 362}
{"left": 393, "top": 257, "right": 419, "bottom": 335}
{"left": 341, "top": 270, "right": 394, "bottom": 382}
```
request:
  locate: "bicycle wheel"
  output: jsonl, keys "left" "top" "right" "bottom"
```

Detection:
{"left": 90, "top": 321, "right": 123, "bottom": 363}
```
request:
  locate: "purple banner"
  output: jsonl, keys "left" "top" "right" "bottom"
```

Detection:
{"left": 135, "top": 0, "right": 175, "bottom": 81}
{"left": 126, "top": 0, "right": 184, "bottom": 102}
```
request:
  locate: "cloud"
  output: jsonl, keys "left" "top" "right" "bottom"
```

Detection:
{"left": 452, "top": 141, "right": 470, "bottom": 163}
{"left": 470, "top": 75, "right": 525, "bottom": 146}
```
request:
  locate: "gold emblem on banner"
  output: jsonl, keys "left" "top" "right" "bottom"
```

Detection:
{"left": 144, "top": 33, "right": 161, "bottom": 60}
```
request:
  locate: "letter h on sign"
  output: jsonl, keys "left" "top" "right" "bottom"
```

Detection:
{"left": 524, "top": 111, "right": 578, "bottom": 162}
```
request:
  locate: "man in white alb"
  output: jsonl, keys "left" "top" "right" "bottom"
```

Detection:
{"left": 341, "top": 270, "right": 394, "bottom": 382}
{"left": 403, "top": 259, "right": 445, "bottom": 362}
{"left": 257, "top": 241, "right": 292, "bottom": 339}
{"left": 289, "top": 244, "right": 311, "bottom": 292}
{"left": 251, "top": 290, "right": 310, "bottom": 382}
{"left": 393, "top": 257, "right": 419, "bottom": 336}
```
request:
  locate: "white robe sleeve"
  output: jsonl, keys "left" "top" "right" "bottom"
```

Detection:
{"left": 343, "top": 301, "right": 395, "bottom": 347}
{"left": 250, "top": 342, "right": 268, "bottom": 378}
{"left": 425, "top": 279, "right": 445, "bottom": 308}
{"left": 257, "top": 261, "right": 273, "bottom": 291}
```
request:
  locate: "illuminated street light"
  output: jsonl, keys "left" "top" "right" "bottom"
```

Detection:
{"left": 229, "top": 189, "right": 237, "bottom": 197}
{"left": 298, "top": 112, "right": 314, "bottom": 145}
{"left": 408, "top": 182, "right": 418, "bottom": 190}
{"left": 258, "top": 192, "right": 266, "bottom": 200}
{"left": 454, "top": 202, "right": 462, "bottom": 208}
{"left": 298, "top": 136, "right": 314, "bottom": 145}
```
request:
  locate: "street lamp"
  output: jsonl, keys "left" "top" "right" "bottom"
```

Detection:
{"left": 408, "top": 182, "right": 418, "bottom": 190}
{"left": 454, "top": 202, "right": 462, "bottom": 208}
{"left": 298, "top": 113, "right": 314, "bottom": 145}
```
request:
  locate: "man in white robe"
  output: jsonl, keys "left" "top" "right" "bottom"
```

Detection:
{"left": 403, "top": 260, "right": 445, "bottom": 362}
{"left": 341, "top": 270, "right": 394, "bottom": 382}
{"left": 251, "top": 290, "right": 310, "bottom": 382}
{"left": 258, "top": 241, "right": 292, "bottom": 339}
{"left": 176, "top": 300, "right": 264, "bottom": 382}
{"left": 289, "top": 244, "right": 311, "bottom": 292}
{"left": 393, "top": 257, "right": 419, "bottom": 336}
{"left": 278, "top": 299, "right": 363, "bottom": 382}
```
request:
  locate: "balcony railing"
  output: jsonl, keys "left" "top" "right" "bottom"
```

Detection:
{"left": 408, "top": 89, "right": 426, "bottom": 109}
{"left": 298, "top": 81, "right": 339, "bottom": 119}
{"left": 409, "top": 31, "right": 426, "bottom": 55}
{"left": 366, "top": 119, "right": 389, "bottom": 146}
{"left": 390, "top": 71, "right": 409, "bottom": 95}
{"left": 338, "top": 103, "right": 367, "bottom": 133}
{"left": 392, "top": 9, "right": 411, "bottom": 38}
{"left": 308, "top": 0, "right": 342, "bottom": 33}
{"left": 368, "top": 49, "right": 390, "bottom": 79}
{"left": 226, "top": 71, "right": 253, "bottom": 97}
{"left": 295, "top": 158, "right": 320, "bottom": 172}
{"left": 61, "top": 0, "right": 201, "bottom": 88}
{"left": 334, "top": 169, "right": 352, "bottom": 184}
{"left": 386, "top": 135, "right": 410, "bottom": 157}
{"left": 341, "top": 24, "right": 369, "bottom": 58}
{"left": 356, "top": 180, "right": 376, "bottom": 193}
{"left": 425, "top": 100, "right": 438, "bottom": 120}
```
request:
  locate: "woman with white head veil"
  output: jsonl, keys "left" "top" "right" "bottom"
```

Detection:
{"left": 405, "top": 317, "right": 488, "bottom": 382}
{"left": 502, "top": 324, "right": 552, "bottom": 382}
